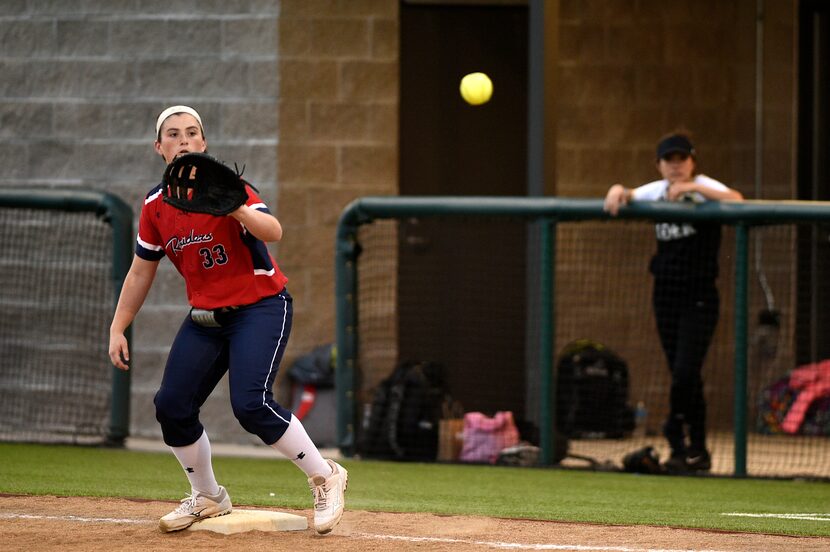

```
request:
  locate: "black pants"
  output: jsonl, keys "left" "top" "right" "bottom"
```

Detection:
{"left": 652, "top": 279, "right": 719, "bottom": 454}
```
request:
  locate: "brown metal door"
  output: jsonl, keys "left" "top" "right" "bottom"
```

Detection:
{"left": 399, "top": 3, "right": 529, "bottom": 414}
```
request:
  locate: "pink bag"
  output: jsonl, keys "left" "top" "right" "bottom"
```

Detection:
{"left": 459, "top": 411, "right": 520, "bottom": 464}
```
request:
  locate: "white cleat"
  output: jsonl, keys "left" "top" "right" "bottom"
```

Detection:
{"left": 308, "top": 459, "right": 348, "bottom": 534}
{"left": 158, "top": 486, "right": 232, "bottom": 533}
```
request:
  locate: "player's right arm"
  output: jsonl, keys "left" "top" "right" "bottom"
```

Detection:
{"left": 108, "top": 255, "right": 160, "bottom": 370}
{"left": 604, "top": 184, "right": 632, "bottom": 216}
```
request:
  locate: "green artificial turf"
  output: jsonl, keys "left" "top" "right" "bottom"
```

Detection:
{"left": 1, "top": 442, "right": 828, "bottom": 536}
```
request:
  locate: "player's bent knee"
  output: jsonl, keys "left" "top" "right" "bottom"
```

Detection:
{"left": 231, "top": 402, "right": 268, "bottom": 423}
{"left": 154, "top": 394, "right": 204, "bottom": 446}
{"left": 231, "top": 397, "right": 290, "bottom": 439}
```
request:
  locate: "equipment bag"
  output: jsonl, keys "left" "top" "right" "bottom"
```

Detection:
{"left": 360, "top": 360, "right": 447, "bottom": 461}
{"left": 756, "top": 373, "right": 830, "bottom": 436}
{"left": 555, "top": 339, "right": 635, "bottom": 438}
{"left": 459, "top": 411, "right": 520, "bottom": 464}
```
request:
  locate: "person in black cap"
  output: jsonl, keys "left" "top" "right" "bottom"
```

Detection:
{"left": 603, "top": 132, "right": 743, "bottom": 474}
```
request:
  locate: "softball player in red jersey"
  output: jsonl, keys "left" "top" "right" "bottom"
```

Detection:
{"left": 108, "top": 106, "right": 347, "bottom": 534}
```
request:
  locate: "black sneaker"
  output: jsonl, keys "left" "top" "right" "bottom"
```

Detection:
{"left": 662, "top": 452, "right": 690, "bottom": 475}
{"left": 685, "top": 449, "right": 711, "bottom": 471}
{"left": 663, "top": 450, "right": 711, "bottom": 474}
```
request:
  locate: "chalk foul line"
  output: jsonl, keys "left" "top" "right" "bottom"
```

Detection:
{"left": 721, "top": 512, "right": 830, "bottom": 522}
{"left": 356, "top": 532, "right": 731, "bottom": 552}
{"left": 0, "top": 512, "right": 153, "bottom": 524}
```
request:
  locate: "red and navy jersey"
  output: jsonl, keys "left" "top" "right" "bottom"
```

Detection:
{"left": 135, "top": 181, "right": 288, "bottom": 309}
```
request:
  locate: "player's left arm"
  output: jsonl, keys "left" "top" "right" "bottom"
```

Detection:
{"left": 229, "top": 204, "right": 283, "bottom": 242}
{"left": 667, "top": 180, "right": 744, "bottom": 202}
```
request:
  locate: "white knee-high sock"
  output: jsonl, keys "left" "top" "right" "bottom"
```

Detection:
{"left": 270, "top": 415, "right": 332, "bottom": 478}
{"left": 169, "top": 430, "right": 221, "bottom": 496}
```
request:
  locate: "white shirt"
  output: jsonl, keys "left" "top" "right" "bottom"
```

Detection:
{"left": 629, "top": 175, "right": 729, "bottom": 243}
{"left": 631, "top": 174, "right": 730, "bottom": 203}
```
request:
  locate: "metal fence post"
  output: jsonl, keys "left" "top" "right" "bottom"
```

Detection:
{"left": 734, "top": 223, "right": 749, "bottom": 477}
{"left": 335, "top": 203, "right": 363, "bottom": 456}
{"left": 103, "top": 193, "right": 134, "bottom": 445}
{"left": 538, "top": 219, "right": 556, "bottom": 465}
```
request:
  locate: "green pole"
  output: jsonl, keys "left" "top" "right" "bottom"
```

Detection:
{"left": 334, "top": 205, "right": 362, "bottom": 457}
{"left": 103, "top": 194, "right": 134, "bottom": 445}
{"left": 539, "top": 220, "right": 555, "bottom": 465}
{"left": 733, "top": 224, "right": 749, "bottom": 477}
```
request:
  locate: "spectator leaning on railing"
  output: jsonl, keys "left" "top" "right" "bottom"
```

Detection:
{"left": 603, "top": 132, "right": 744, "bottom": 474}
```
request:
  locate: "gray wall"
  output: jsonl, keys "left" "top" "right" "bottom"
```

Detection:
{"left": 0, "top": 1, "right": 281, "bottom": 444}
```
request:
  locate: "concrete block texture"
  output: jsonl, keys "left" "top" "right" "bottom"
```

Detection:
{"left": 309, "top": 102, "right": 372, "bottom": 141}
{"left": 281, "top": 0, "right": 397, "bottom": 18}
{"left": 340, "top": 60, "right": 398, "bottom": 102}
{"left": 309, "top": 18, "right": 370, "bottom": 58}
{"left": 0, "top": 20, "right": 56, "bottom": 57}
{"left": 556, "top": 0, "right": 796, "bottom": 200}
{"left": 0, "top": 9, "right": 280, "bottom": 196}
{"left": 278, "top": 60, "right": 339, "bottom": 100}
{"left": 223, "top": 18, "right": 279, "bottom": 57}
{"left": 277, "top": 144, "right": 337, "bottom": 184}
{"left": 0, "top": 1, "right": 26, "bottom": 16}
{"left": 56, "top": 20, "right": 108, "bottom": 56}
{"left": 275, "top": 1, "right": 400, "bottom": 384}
{"left": 0, "top": 2, "right": 281, "bottom": 444}
{"left": 0, "top": 102, "right": 53, "bottom": 139}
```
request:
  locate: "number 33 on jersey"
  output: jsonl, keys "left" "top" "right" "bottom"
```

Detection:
{"left": 135, "top": 182, "right": 287, "bottom": 310}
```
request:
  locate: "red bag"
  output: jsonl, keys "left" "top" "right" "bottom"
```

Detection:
{"left": 459, "top": 411, "right": 520, "bottom": 464}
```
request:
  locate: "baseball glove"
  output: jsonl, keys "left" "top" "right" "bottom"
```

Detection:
{"left": 162, "top": 152, "right": 247, "bottom": 216}
{"left": 622, "top": 446, "right": 665, "bottom": 475}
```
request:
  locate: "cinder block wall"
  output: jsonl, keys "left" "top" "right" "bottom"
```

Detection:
{"left": 557, "top": 0, "right": 795, "bottom": 200}
{"left": 0, "top": 1, "right": 281, "bottom": 443}
{"left": 276, "top": 0, "right": 399, "bottom": 363}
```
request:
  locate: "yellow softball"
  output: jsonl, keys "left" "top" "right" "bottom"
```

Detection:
{"left": 459, "top": 72, "right": 493, "bottom": 106}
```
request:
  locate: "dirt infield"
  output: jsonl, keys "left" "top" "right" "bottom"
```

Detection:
{"left": 2, "top": 495, "right": 829, "bottom": 551}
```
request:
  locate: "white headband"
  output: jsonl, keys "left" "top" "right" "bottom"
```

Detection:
{"left": 155, "top": 105, "right": 203, "bottom": 136}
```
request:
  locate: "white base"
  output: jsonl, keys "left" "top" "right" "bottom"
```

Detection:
{"left": 187, "top": 509, "right": 308, "bottom": 534}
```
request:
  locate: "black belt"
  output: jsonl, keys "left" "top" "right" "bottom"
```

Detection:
{"left": 190, "top": 293, "right": 284, "bottom": 327}
{"left": 190, "top": 305, "right": 241, "bottom": 327}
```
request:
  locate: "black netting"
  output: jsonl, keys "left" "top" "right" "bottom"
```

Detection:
{"left": 0, "top": 207, "right": 114, "bottom": 444}
{"left": 350, "top": 216, "right": 830, "bottom": 479}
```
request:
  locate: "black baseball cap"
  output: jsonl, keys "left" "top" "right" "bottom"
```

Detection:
{"left": 656, "top": 134, "right": 695, "bottom": 160}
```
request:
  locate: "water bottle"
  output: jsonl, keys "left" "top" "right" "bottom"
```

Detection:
{"left": 634, "top": 401, "right": 648, "bottom": 437}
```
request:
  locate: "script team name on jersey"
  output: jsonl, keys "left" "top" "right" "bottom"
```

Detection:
{"left": 166, "top": 230, "right": 214, "bottom": 255}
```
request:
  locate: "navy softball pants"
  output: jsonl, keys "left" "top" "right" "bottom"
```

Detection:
{"left": 154, "top": 290, "right": 293, "bottom": 447}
